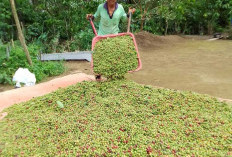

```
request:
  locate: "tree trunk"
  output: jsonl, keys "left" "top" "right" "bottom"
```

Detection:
{"left": 140, "top": 8, "right": 147, "bottom": 31}
{"left": 165, "top": 19, "right": 168, "bottom": 36}
{"left": 182, "top": 22, "right": 187, "bottom": 34}
{"left": 21, "top": 22, "right": 26, "bottom": 37}
{"left": 175, "top": 22, "right": 177, "bottom": 34}
{"left": 140, "top": 18, "right": 144, "bottom": 31}
{"left": 11, "top": 39, "right": 15, "bottom": 48}
{"left": 10, "top": 0, "right": 32, "bottom": 65}
{"left": 207, "top": 21, "right": 213, "bottom": 35}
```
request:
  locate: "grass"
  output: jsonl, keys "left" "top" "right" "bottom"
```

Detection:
{"left": 0, "top": 80, "right": 231, "bottom": 156}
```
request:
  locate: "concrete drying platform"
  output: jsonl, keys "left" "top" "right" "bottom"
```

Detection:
{"left": 40, "top": 52, "right": 92, "bottom": 62}
{"left": 0, "top": 73, "right": 95, "bottom": 113}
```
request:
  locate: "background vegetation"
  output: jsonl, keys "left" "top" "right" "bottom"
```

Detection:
{"left": 0, "top": 0, "right": 231, "bottom": 52}
{"left": 0, "top": 2, "right": 231, "bottom": 155}
{"left": 0, "top": 41, "right": 64, "bottom": 84}
{"left": 0, "top": 0, "right": 231, "bottom": 84}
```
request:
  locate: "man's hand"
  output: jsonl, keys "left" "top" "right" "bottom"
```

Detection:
{"left": 128, "top": 8, "right": 136, "bottom": 14}
{"left": 86, "top": 14, "right": 93, "bottom": 20}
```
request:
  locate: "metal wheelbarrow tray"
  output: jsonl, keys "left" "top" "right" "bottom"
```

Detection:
{"left": 89, "top": 14, "right": 142, "bottom": 73}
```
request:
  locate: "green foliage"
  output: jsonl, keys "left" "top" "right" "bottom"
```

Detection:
{"left": 128, "top": 0, "right": 232, "bottom": 35}
{"left": 0, "top": 42, "right": 7, "bottom": 59}
{"left": 0, "top": 72, "right": 12, "bottom": 84}
{"left": 31, "top": 0, "right": 100, "bottom": 52}
{"left": 0, "top": 43, "right": 65, "bottom": 85}
{"left": 73, "top": 27, "right": 95, "bottom": 51}
{"left": 93, "top": 36, "right": 138, "bottom": 80}
{"left": 0, "top": 80, "right": 231, "bottom": 156}
{"left": 0, "top": 0, "right": 232, "bottom": 51}
{"left": 0, "top": 0, "right": 12, "bottom": 42}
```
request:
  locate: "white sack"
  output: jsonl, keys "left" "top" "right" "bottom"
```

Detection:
{"left": 13, "top": 68, "right": 36, "bottom": 87}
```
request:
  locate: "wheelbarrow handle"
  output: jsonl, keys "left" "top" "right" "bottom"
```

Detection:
{"left": 127, "top": 12, "right": 132, "bottom": 33}
{"left": 89, "top": 18, "right": 98, "bottom": 36}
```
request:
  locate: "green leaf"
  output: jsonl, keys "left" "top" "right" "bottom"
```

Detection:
{"left": 57, "top": 101, "right": 64, "bottom": 108}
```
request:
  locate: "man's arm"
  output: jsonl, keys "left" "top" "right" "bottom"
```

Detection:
{"left": 121, "top": 5, "right": 136, "bottom": 22}
{"left": 86, "top": 4, "right": 101, "bottom": 20}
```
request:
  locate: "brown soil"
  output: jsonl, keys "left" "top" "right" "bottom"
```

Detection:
{"left": 0, "top": 84, "right": 13, "bottom": 92}
{"left": 42, "top": 61, "right": 92, "bottom": 82}
{"left": 135, "top": 31, "right": 185, "bottom": 50}
{"left": 129, "top": 32, "right": 232, "bottom": 100}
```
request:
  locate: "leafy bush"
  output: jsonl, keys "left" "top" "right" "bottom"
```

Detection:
{"left": 0, "top": 43, "right": 65, "bottom": 84}
{"left": 1, "top": 0, "right": 232, "bottom": 52}
{"left": 0, "top": 72, "right": 11, "bottom": 84}
{"left": 74, "top": 27, "right": 95, "bottom": 51}
{"left": 0, "top": 43, "right": 7, "bottom": 60}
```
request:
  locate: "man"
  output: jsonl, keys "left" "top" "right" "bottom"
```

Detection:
{"left": 86, "top": 0, "right": 135, "bottom": 36}
{"left": 86, "top": 0, "right": 135, "bottom": 81}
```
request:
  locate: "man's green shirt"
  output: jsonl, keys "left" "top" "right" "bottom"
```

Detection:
{"left": 94, "top": 3, "right": 127, "bottom": 36}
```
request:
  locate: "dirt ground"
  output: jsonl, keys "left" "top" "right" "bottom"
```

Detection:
{"left": 1, "top": 32, "right": 232, "bottom": 100}
{"left": 129, "top": 32, "right": 232, "bottom": 100}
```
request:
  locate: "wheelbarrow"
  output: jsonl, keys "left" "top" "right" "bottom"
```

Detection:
{"left": 89, "top": 13, "right": 142, "bottom": 73}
